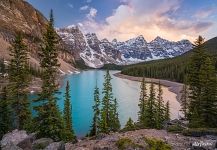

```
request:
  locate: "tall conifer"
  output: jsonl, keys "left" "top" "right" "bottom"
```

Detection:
{"left": 199, "top": 57, "right": 217, "bottom": 127}
{"left": 0, "top": 87, "right": 12, "bottom": 138}
{"left": 100, "top": 70, "right": 120, "bottom": 133}
{"left": 156, "top": 81, "right": 165, "bottom": 129}
{"left": 180, "top": 78, "right": 189, "bottom": 119}
{"left": 187, "top": 36, "right": 207, "bottom": 126}
{"left": 90, "top": 84, "right": 100, "bottom": 136}
{"left": 138, "top": 76, "right": 148, "bottom": 126}
{"left": 63, "top": 81, "right": 76, "bottom": 141}
{"left": 8, "top": 33, "right": 32, "bottom": 130}
{"left": 145, "top": 82, "right": 156, "bottom": 128}
{"left": 34, "top": 10, "right": 64, "bottom": 141}
{"left": 165, "top": 101, "right": 170, "bottom": 121}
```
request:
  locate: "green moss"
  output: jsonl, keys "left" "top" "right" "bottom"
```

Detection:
{"left": 167, "top": 125, "right": 184, "bottom": 133}
{"left": 116, "top": 138, "right": 143, "bottom": 150}
{"left": 145, "top": 137, "right": 172, "bottom": 150}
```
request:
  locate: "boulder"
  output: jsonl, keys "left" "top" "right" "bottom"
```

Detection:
{"left": 17, "top": 133, "right": 36, "bottom": 150}
{"left": 1, "top": 142, "right": 23, "bottom": 150}
{"left": 44, "top": 141, "right": 65, "bottom": 150}
{"left": 1, "top": 130, "right": 28, "bottom": 149}
{"left": 32, "top": 138, "right": 53, "bottom": 150}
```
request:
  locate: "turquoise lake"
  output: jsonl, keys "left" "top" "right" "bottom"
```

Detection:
{"left": 38, "top": 70, "right": 181, "bottom": 137}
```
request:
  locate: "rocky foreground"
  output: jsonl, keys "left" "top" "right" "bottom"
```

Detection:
{"left": 1, "top": 129, "right": 217, "bottom": 150}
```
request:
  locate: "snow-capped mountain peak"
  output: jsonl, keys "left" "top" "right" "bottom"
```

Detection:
{"left": 57, "top": 26, "right": 193, "bottom": 68}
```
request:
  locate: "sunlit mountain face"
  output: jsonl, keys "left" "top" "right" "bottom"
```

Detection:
{"left": 27, "top": 0, "right": 217, "bottom": 42}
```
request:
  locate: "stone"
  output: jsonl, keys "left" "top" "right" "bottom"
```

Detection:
{"left": 44, "top": 141, "right": 65, "bottom": 150}
{"left": 1, "top": 142, "right": 23, "bottom": 150}
{"left": 17, "top": 133, "right": 36, "bottom": 150}
{"left": 1, "top": 130, "right": 28, "bottom": 149}
{"left": 32, "top": 138, "right": 53, "bottom": 150}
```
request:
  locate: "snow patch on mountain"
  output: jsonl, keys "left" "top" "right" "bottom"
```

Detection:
{"left": 57, "top": 26, "right": 193, "bottom": 68}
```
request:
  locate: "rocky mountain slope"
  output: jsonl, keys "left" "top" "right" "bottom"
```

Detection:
{"left": 0, "top": 0, "right": 77, "bottom": 74}
{"left": 57, "top": 26, "right": 193, "bottom": 68}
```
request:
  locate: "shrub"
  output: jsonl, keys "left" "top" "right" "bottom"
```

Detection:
{"left": 144, "top": 137, "right": 172, "bottom": 150}
{"left": 167, "top": 125, "right": 185, "bottom": 133}
{"left": 116, "top": 138, "right": 143, "bottom": 150}
{"left": 182, "top": 128, "right": 217, "bottom": 137}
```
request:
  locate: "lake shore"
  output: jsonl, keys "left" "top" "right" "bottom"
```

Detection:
{"left": 114, "top": 72, "right": 183, "bottom": 102}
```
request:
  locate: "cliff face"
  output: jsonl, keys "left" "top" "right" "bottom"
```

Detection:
{"left": 0, "top": 0, "right": 77, "bottom": 73}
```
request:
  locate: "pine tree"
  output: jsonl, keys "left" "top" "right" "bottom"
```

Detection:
{"left": 155, "top": 81, "right": 165, "bottom": 129}
{"left": 63, "top": 81, "right": 76, "bottom": 141}
{"left": 0, "top": 87, "right": 12, "bottom": 138}
{"left": 100, "top": 70, "right": 120, "bottom": 133}
{"left": 199, "top": 57, "right": 217, "bottom": 127}
{"left": 145, "top": 82, "right": 156, "bottom": 128}
{"left": 123, "top": 118, "right": 135, "bottom": 131}
{"left": 34, "top": 10, "right": 65, "bottom": 141}
{"left": 8, "top": 33, "right": 32, "bottom": 130}
{"left": 90, "top": 84, "right": 100, "bottom": 136}
{"left": 138, "top": 76, "right": 148, "bottom": 127}
{"left": 100, "top": 70, "right": 112, "bottom": 133}
{"left": 180, "top": 78, "right": 189, "bottom": 119}
{"left": 110, "top": 98, "right": 121, "bottom": 132}
{"left": 165, "top": 101, "right": 170, "bottom": 121}
{"left": 187, "top": 36, "right": 207, "bottom": 126}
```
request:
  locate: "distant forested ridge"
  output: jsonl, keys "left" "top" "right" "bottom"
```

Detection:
{"left": 121, "top": 37, "right": 217, "bottom": 83}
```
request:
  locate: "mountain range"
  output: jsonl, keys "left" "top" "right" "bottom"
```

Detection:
{"left": 0, "top": 0, "right": 193, "bottom": 70}
{"left": 57, "top": 26, "right": 193, "bottom": 68}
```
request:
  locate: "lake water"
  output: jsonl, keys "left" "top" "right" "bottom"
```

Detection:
{"left": 51, "top": 70, "right": 182, "bottom": 137}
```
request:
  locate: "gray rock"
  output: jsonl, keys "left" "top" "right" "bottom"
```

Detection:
{"left": 95, "top": 133, "right": 107, "bottom": 140}
{"left": 44, "top": 141, "right": 65, "bottom": 150}
{"left": 93, "top": 146, "right": 112, "bottom": 150}
{"left": 17, "top": 133, "right": 36, "bottom": 150}
{"left": 1, "top": 142, "right": 23, "bottom": 150}
{"left": 1, "top": 130, "right": 28, "bottom": 149}
{"left": 32, "top": 138, "right": 53, "bottom": 150}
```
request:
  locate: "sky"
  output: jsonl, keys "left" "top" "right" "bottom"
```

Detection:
{"left": 26, "top": 0, "right": 217, "bottom": 42}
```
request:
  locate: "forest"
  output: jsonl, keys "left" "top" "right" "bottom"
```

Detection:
{"left": 121, "top": 37, "right": 217, "bottom": 83}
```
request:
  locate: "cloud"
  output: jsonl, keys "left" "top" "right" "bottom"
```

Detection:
{"left": 80, "top": 0, "right": 215, "bottom": 42}
{"left": 68, "top": 3, "right": 73, "bottom": 9}
{"left": 194, "top": 7, "right": 217, "bottom": 19}
{"left": 80, "top": 5, "right": 89, "bottom": 11}
{"left": 86, "top": 8, "right": 98, "bottom": 19}
{"left": 87, "top": 0, "right": 92, "bottom": 3}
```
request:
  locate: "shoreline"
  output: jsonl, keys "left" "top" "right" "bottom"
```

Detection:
{"left": 114, "top": 72, "right": 183, "bottom": 102}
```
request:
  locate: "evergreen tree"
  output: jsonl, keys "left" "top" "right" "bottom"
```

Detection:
{"left": 0, "top": 87, "right": 12, "bottom": 138}
{"left": 165, "top": 101, "right": 170, "bottom": 121}
{"left": 100, "top": 70, "right": 120, "bottom": 133}
{"left": 199, "top": 57, "right": 217, "bottom": 127}
{"left": 90, "top": 84, "right": 100, "bottom": 136}
{"left": 145, "top": 82, "right": 156, "bottom": 128}
{"left": 187, "top": 36, "right": 207, "bottom": 126}
{"left": 34, "top": 10, "right": 65, "bottom": 141}
{"left": 63, "top": 81, "right": 76, "bottom": 141}
{"left": 100, "top": 70, "right": 112, "bottom": 133}
{"left": 123, "top": 118, "right": 135, "bottom": 131}
{"left": 8, "top": 33, "right": 32, "bottom": 130}
{"left": 155, "top": 81, "right": 165, "bottom": 129}
{"left": 138, "top": 76, "right": 148, "bottom": 126}
{"left": 110, "top": 98, "right": 121, "bottom": 132}
{"left": 180, "top": 78, "right": 189, "bottom": 119}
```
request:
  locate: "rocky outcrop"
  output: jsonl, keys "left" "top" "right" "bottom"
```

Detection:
{"left": 1, "top": 129, "right": 217, "bottom": 150}
{"left": 0, "top": 0, "right": 77, "bottom": 74}
{"left": 57, "top": 26, "right": 193, "bottom": 68}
